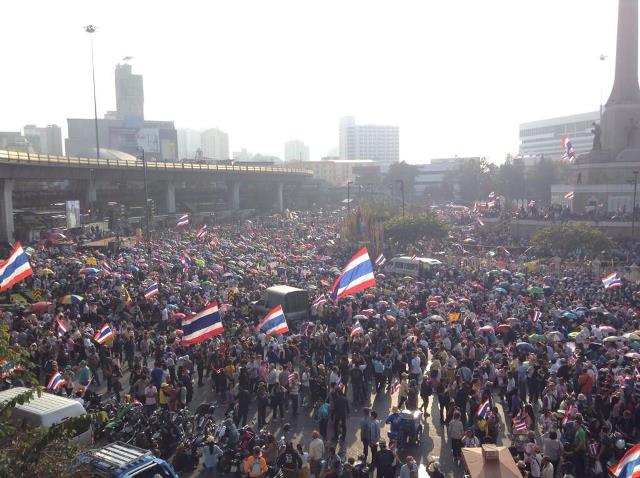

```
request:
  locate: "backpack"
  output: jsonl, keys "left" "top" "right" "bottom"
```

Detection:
{"left": 318, "top": 402, "right": 330, "bottom": 420}
{"left": 250, "top": 457, "right": 262, "bottom": 477}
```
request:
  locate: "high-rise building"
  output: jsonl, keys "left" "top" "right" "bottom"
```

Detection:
{"left": 200, "top": 128, "right": 229, "bottom": 160}
{"left": 232, "top": 149, "right": 252, "bottom": 162}
{"left": 284, "top": 140, "right": 310, "bottom": 162}
{"left": 338, "top": 116, "right": 399, "bottom": 171}
{"left": 115, "top": 63, "right": 144, "bottom": 122}
{"left": 23, "top": 124, "right": 63, "bottom": 155}
{"left": 519, "top": 111, "right": 599, "bottom": 161}
{"left": 177, "top": 129, "right": 202, "bottom": 160}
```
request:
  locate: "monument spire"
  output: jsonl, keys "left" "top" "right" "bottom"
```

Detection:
{"left": 606, "top": 0, "right": 640, "bottom": 106}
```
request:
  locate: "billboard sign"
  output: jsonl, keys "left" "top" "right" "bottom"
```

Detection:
{"left": 136, "top": 128, "right": 160, "bottom": 153}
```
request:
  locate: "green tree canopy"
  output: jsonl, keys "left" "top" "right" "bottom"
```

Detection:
{"left": 383, "top": 213, "right": 448, "bottom": 249}
{"left": 530, "top": 223, "right": 613, "bottom": 258}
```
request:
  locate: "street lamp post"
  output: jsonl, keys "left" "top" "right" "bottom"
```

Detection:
{"left": 633, "top": 170, "right": 639, "bottom": 240}
{"left": 84, "top": 25, "right": 100, "bottom": 160}
{"left": 396, "top": 179, "right": 405, "bottom": 219}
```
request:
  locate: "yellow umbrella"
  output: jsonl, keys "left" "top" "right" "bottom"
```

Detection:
{"left": 39, "top": 268, "right": 55, "bottom": 276}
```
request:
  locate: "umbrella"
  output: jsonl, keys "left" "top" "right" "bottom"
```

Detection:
{"left": 27, "top": 302, "right": 53, "bottom": 313}
{"left": 376, "top": 274, "right": 385, "bottom": 279}
{"left": 496, "top": 323, "right": 511, "bottom": 332}
{"left": 384, "top": 315, "right": 397, "bottom": 323}
{"left": 39, "top": 268, "right": 55, "bottom": 276}
{"left": 625, "top": 352, "right": 640, "bottom": 360}
{"left": 353, "top": 314, "right": 368, "bottom": 321}
{"left": 561, "top": 311, "right": 578, "bottom": 320}
{"left": 499, "top": 281, "right": 510, "bottom": 288}
{"left": 402, "top": 276, "right": 413, "bottom": 281}
{"left": 516, "top": 342, "right": 535, "bottom": 352}
{"left": 624, "top": 332, "right": 640, "bottom": 341}
{"left": 430, "top": 295, "right": 443, "bottom": 302}
{"left": 428, "top": 315, "right": 445, "bottom": 322}
{"left": 527, "top": 286, "right": 544, "bottom": 295}
{"left": 222, "top": 272, "right": 234, "bottom": 278}
{"left": 462, "top": 238, "right": 476, "bottom": 244}
{"left": 79, "top": 267, "right": 99, "bottom": 274}
{"left": 59, "top": 295, "right": 84, "bottom": 305}
{"left": 568, "top": 331, "right": 580, "bottom": 339}
{"left": 603, "top": 336, "right": 623, "bottom": 343}
{"left": 173, "top": 312, "right": 187, "bottom": 320}
{"left": 494, "top": 287, "right": 507, "bottom": 294}
{"left": 220, "top": 304, "right": 233, "bottom": 312}
{"left": 546, "top": 331, "right": 564, "bottom": 342}
{"left": 477, "top": 325, "right": 495, "bottom": 334}
{"left": 599, "top": 326, "right": 616, "bottom": 334}
{"left": 506, "top": 317, "right": 520, "bottom": 325}
{"left": 529, "top": 334, "right": 546, "bottom": 342}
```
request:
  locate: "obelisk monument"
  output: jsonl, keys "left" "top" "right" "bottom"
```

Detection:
{"left": 601, "top": 0, "right": 640, "bottom": 160}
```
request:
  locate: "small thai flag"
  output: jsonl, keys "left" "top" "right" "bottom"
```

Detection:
{"left": 564, "top": 191, "right": 574, "bottom": 200}
{"left": 176, "top": 214, "right": 189, "bottom": 227}
{"left": 477, "top": 217, "right": 485, "bottom": 226}
{"left": 196, "top": 224, "right": 208, "bottom": 239}
{"left": 374, "top": 253, "right": 386, "bottom": 267}
{"left": 477, "top": 399, "right": 491, "bottom": 419}
{"left": 391, "top": 379, "right": 401, "bottom": 395}
{"left": 602, "top": 272, "right": 622, "bottom": 289}
{"left": 409, "top": 254, "right": 417, "bottom": 261}
{"left": 56, "top": 317, "right": 68, "bottom": 336}
{"left": 312, "top": 294, "right": 327, "bottom": 309}
{"left": 487, "top": 200, "right": 496, "bottom": 208}
{"left": 144, "top": 282, "right": 159, "bottom": 299}
{"left": 530, "top": 310, "right": 542, "bottom": 323}
{"left": 512, "top": 412, "right": 528, "bottom": 431}
{"left": 102, "top": 261, "right": 112, "bottom": 274}
{"left": 351, "top": 320, "right": 364, "bottom": 337}
{"left": 180, "top": 254, "right": 192, "bottom": 272}
{"left": 94, "top": 324, "right": 114, "bottom": 345}
{"left": 47, "top": 371, "right": 66, "bottom": 391}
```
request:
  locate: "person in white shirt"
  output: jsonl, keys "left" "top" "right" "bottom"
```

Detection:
{"left": 308, "top": 431, "right": 324, "bottom": 478}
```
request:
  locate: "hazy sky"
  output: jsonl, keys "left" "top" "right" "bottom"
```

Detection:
{"left": 1, "top": 0, "right": 619, "bottom": 163}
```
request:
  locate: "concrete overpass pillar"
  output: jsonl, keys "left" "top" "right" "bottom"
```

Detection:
{"left": 164, "top": 182, "right": 176, "bottom": 213}
{"left": 274, "top": 182, "right": 284, "bottom": 213}
{"left": 85, "top": 180, "right": 97, "bottom": 209}
{"left": 0, "top": 179, "right": 14, "bottom": 243}
{"left": 228, "top": 181, "right": 240, "bottom": 210}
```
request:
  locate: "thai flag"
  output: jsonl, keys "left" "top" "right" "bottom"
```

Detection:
{"left": 181, "top": 301, "right": 224, "bottom": 345}
{"left": 329, "top": 247, "right": 376, "bottom": 301}
{"left": 530, "top": 310, "right": 542, "bottom": 323}
{"left": 409, "top": 254, "right": 417, "bottom": 261}
{"left": 56, "top": 317, "right": 68, "bottom": 336}
{"left": 196, "top": 224, "right": 208, "bottom": 239}
{"left": 256, "top": 305, "right": 289, "bottom": 335}
{"left": 488, "top": 191, "right": 496, "bottom": 199}
{"left": 102, "top": 261, "right": 112, "bottom": 274}
{"left": 94, "top": 324, "right": 114, "bottom": 344}
{"left": 144, "top": 282, "right": 159, "bottom": 299}
{"left": 561, "top": 135, "right": 576, "bottom": 162}
{"left": 487, "top": 200, "right": 496, "bottom": 208}
{"left": 512, "top": 412, "right": 528, "bottom": 432}
{"left": 0, "top": 242, "right": 34, "bottom": 293}
{"left": 477, "top": 217, "right": 485, "bottom": 227}
{"left": 611, "top": 442, "right": 640, "bottom": 478}
{"left": 602, "top": 272, "right": 622, "bottom": 289}
{"left": 351, "top": 320, "right": 364, "bottom": 337}
{"left": 391, "top": 379, "right": 401, "bottom": 395}
{"left": 564, "top": 191, "right": 574, "bottom": 200}
{"left": 180, "top": 254, "right": 192, "bottom": 272}
{"left": 47, "top": 371, "right": 66, "bottom": 391}
{"left": 374, "top": 253, "right": 386, "bottom": 267}
{"left": 477, "top": 399, "right": 491, "bottom": 419}
{"left": 176, "top": 214, "right": 189, "bottom": 227}
{"left": 312, "top": 294, "right": 327, "bottom": 309}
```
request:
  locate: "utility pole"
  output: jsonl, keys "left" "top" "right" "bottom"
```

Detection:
{"left": 633, "top": 170, "right": 639, "bottom": 240}
{"left": 84, "top": 25, "right": 100, "bottom": 160}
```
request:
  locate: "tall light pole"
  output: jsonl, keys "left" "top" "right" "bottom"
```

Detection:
{"left": 85, "top": 25, "right": 100, "bottom": 160}
{"left": 396, "top": 179, "right": 405, "bottom": 219}
{"left": 633, "top": 170, "right": 639, "bottom": 240}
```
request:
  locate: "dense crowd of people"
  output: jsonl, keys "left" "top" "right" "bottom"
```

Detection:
{"left": 3, "top": 207, "right": 640, "bottom": 478}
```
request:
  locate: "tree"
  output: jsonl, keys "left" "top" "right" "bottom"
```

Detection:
{"left": 526, "top": 156, "right": 557, "bottom": 203}
{"left": 0, "top": 323, "right": 84, "bottom": 477}
{"left": 385, "top": 161, "right": 420, "bottom": 198}
{"left": 497, "top": 156, "right": 526, "bottom": 202}
{"left": 383, "top": 213, "right": 448, "bottom": 249}
{"left": 451, "top": 158, "right": 496, "bottom": 203}
{"left": 530, "top": 223, "right": 613, "bottom": 258}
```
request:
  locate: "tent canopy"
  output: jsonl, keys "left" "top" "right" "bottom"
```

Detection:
{"left": 462, "top": 445, "right": 520, "bottom": 478}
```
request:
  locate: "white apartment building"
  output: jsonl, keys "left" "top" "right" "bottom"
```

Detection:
{"left": 519, "top": 111, "right": 599, "bottom": 162}
{"left": 339, "top": 116, "right": 399, "bottom": 171}
{"left": 200, "top": 128, "right": 229, "bottom": 161}
{"left": 284, "top": 140, "right": 310, "bottom": 162}
{"left": 177, "top": 128, "right": 202, "bottom": 160}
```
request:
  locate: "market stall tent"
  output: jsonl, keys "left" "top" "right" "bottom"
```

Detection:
{"left": 462, "top": 445, "right": 520, "bottom": 478}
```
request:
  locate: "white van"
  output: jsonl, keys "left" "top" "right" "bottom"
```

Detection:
{"left": 0, "top": 386, "right": 92, "bottom": 444}
{"left": 387, "top": 256, "right": 442, "bottom": 277}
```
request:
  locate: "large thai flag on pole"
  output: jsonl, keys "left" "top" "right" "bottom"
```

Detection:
{"left": 611, "top": 442, "right": 640, "bottom": 478}
{"left": 94, "top": 324, "right": 114, "bottom": 344}
{"left": 256, "top": 305, "right": 289, "bottom": 335}
{"left": 329, "top": 247, "right": 376, "bottom": 301}
{"left": 0, "top": 242, "right": 34, "bottom": 293}
{"left": 176, "top": 214, "right": 189, "bottom": 227}
{"left": 181, "top": 301, "right": 224, "bottom": 345}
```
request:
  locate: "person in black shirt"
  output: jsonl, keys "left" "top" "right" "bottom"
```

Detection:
{"left": 332, "top": 389, "right": 349, "bottom": 441}
{"left": 376, "top": 440, "right": 396, "bottom": 478}
{"left": 277, "top": 442, "right": 302, "bottom": 478}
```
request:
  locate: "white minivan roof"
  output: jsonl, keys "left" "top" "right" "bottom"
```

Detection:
{"left": 0, "top": 386, "right": 87, "bottom": 428}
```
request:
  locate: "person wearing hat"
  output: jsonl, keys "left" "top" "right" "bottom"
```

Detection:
{"left": 201, "top": 435, "right": 223, "bottom": 477}
{"left": 398, "top": 455, "right": 418, "bottom": 478}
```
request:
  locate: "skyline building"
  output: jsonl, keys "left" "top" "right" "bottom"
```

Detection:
{"left": 200, "top": 128, "right": 229, "bottom": 160}
{"left": 114, "top": 63, "right": 144, "bottom": 122}
{"left": 339, "top": 116, "right": 399, "bottom": 172}
{"left": 23, "top": 124, "right": 63, "bottom": 156}
{"left": 284, "top": 139, "right": 310, "bottom": 162}
{"left": 177, "top": 129, "right": 202, "bottom": 160}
